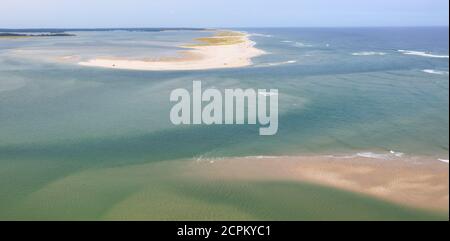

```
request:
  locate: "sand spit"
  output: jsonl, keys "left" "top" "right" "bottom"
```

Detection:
{"left": 78, "top": 31, "right": 266, "bottom": 71}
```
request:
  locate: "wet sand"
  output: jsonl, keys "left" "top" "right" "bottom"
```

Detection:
{"left": 183, "top": 155, "right": 449, "bottom": 212}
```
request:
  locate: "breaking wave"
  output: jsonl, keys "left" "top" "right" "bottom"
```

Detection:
{"left": 352, "top": 51, "right": 387, "bottom": 56}
{"left": 293, "top": 42, "right": 313, "bottom": 48}
{"left": 250, "top": 33, "right": 273, "bottom": 38}
{"left": 326, "top": 150, "right": 405, "bottom": 160}
{"left": 255, "top": 60, "right": 297, "bottom": 67}
{"left": 422, "top": 69, "right": 449, "bottom": 75}
{"left": 438, "top": 159, "right": 449, "bottom": 164}
{"left": 398, "top": 50, "right": 449, "bottom": 58}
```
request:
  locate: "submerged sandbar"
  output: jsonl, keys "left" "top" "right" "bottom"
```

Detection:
{"left": 184, "top": 155, "right": 449, "bottom": 212}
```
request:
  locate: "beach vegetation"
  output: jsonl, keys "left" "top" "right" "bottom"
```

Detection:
{"left": 188, "top": 31, "right": 246, "bottom": 46}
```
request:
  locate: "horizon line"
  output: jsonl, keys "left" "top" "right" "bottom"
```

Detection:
{"left": 1, "top": 25, "right": 449, "bottom": 30}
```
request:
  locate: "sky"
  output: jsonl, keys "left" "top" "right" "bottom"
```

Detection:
{"left": 1, "top": 0, "right": 449, "bottom": 28}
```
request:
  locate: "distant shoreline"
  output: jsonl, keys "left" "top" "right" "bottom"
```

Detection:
{"left": 0, "top": 32, "right": 76, "bottom": 38}
{"left": 0, "top": 28, "right": 209, "bottom": 38}
{"left": 0, "top": 28, "right": 209, "bottom": 33}
{"left": 78, "top": 30, "right": 266, "bottom": 71}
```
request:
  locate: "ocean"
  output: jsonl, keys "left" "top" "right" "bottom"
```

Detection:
{"left": 0, "top": 27, "right": 448, "bottom": 220}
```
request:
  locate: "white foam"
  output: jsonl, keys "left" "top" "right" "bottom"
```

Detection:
{"left": 398, "top": 50, "right": 449, "bottom": 58}
{"left": 327, "top": 151, "right": 405, "bottom": 160}
{"left": 250, "top": 33, "right": 273, "bottom": 38}
{"left": 252, "top": 155, "right": 278, "bottom": 159}
{"left": 256, "top": 60, "right": 297, "bottom": 67}
{"left": 268, "top": 60, "right": 297, "bottom": 66}
{"left": 293, "top": 42, "right": 313, "bottom": 48}
{"left": 324, "top": 155, "right": 355, "bottom": 159}
{"left": 352, "top": 51, "right": 387, "bottom": 56}
{"left": 438, "top": 159, "right": 449, "bottom": 164}
{"left": 280, "top": 41, "right": 312, "bottom": 47}
{"left": 194, "top": 155, "right": 225, "bottom": 162}
{"left": 356, "top": 151, "right": 404, "bottom": 160}
{"left": 390, "top": 150, "right": 404, "bottom": 157}
{"left": 356, "top": 152, "right": 390, "bottom": 159}
{"left": 422, "top": 69, "right": 449, "bottom": 75}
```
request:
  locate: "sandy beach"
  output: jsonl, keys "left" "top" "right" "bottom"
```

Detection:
{"left": 184, "top": 155, "right": 449, "bottom": 212}
{"left": 78, "top": 31, "right": 265, "bottom": 71}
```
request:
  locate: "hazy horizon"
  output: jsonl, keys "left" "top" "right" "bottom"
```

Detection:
{"left": 1, "top": 0, "right": 448, "bottom": 29}
{"left": 0, "top": 26, "right": 449, "bottom": 30}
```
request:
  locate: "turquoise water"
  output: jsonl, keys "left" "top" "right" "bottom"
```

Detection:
{"left": 0, "top": 27, "right": 448, "bottom": 220}
{"left": 1, "top": 28, "right": 448, "bottom": 158}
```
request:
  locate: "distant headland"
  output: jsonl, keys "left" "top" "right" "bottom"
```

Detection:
{"left": 0, "top": 28, "right": 209, "bottom": 39}
{"left": 0, "top": 28, "right": 207, "bottom": 33}
{"left": 0, "top": 32, "right": 76, "bottom": 38}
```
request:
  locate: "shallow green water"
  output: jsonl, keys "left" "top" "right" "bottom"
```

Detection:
{"left": 1, "top": 161, "right": 446, "bottom": 221}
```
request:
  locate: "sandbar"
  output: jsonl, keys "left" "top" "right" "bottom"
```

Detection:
{"left": 183, "top": 155, "right": 449, "bottom": 212}
{"left": 78, "top": 30, "right": 266, "bottom": 71}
